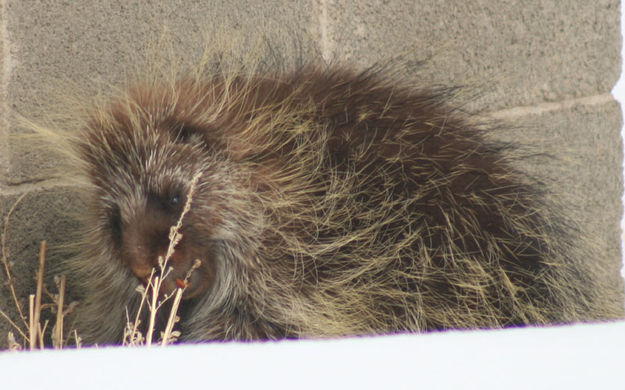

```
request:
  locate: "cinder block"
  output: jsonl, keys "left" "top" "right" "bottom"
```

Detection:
{"left": 323, "top": 0, "right": 620, "bottom": 110}
{"left": 0, "top": 22, "right": 7, "bottom": 187}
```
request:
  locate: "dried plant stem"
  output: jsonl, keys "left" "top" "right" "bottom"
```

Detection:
{"left": 160, "top": 259, "right": 201, "bottom": 345}
{"left": 164, "top": 171, "right": 202, "bottom": 263}
{"left": 1, "top": 230, "right": 74, "bottom": 349}
{"left": 73, "top": 329, "right": 82, "bottom": 348}
{"left": 28, "top": 295, "right": 35, "bottom": 350}
{"left": 7, "top": 331, "right": 21, "bottom": 351}
{"left": 145, "top": 275, "right": 160, "bottom": 347}
{"left": 128, "top": 269, "right": 153, "bottom": 343}
{"left": 38, "top": 320, "right": 48, "bottom": 349}
{"left": 153, "top": 172, "right": 203, "bottom": 345}
{"left": 121, "top": 171, "right": 203, "bottom": 347}
{"left": 0, "top": 307, "right": 27, "bottom": 340}
{"left": 53, "top": 275, "right": 66, "bottom": 349}
{"left": 1, "top": 193, "right": 28, "bottom": 329}
{"left": 30, "top": 241, "right": 46, "bottom": 349}
{"left": 160, "top": 287, "right": 183, "bottom": 346}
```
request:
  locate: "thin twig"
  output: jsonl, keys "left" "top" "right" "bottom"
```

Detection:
{"left": 1, "top": 193, "right": 28, "bottom": 329}
{"left": 7, "top": 331, "right": 21, "bottom": 351}
{"left": 165, "top": 172, "right": 203, "bottom": 262}
{"left": 28, "top": 294, "right": 34, "bottom": 350}
{"left": 149, "top": 172, "right": 202, "bottom": 345}
{"left": 129, "top": 172, "right": 203, "bottom": 346}
{"left": 128, "top": 270, "right": 153, "bottom": 345}
{"left": 161, "top": 259, "right": 202, "bottom": 346}
{"left": 0, "top": 307, "right": 28, "bottom": 340}
{"left": 31, "top": 241, "right": 46, "bottom": 349}
{"left": 73, "top": 329, "right": 82, "bottom": 349}
{"left": 145, "top": 275, "right": 160, "bottom": 347}
{"left": 38, "top": 319, "right": 49, "bottom": 349}
{"left": 160, "top": 288, "right": 183, "bottom": 346}
{"left": 53, "top": 275, "right": 66, "bottom": 349}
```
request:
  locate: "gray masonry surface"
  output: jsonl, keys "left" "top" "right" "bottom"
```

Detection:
{"left": 0, "top": 1, "right": 623, "bottom": 348}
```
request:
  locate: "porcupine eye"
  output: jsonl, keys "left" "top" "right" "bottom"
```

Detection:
{"left": 109, "top": 205, "right": 122, "bottom": 246}
{"left": 161, "top": 193, "right": 183, "bottom": 211}
{"left": 147, "top": 190, "right": 183, "bottom": 214}
{"left": 168, "top": 194, "right": 180, "bottom": 207}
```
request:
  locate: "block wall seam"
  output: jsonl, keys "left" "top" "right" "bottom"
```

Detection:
{"left": 0, "top": 0, "right": 12, "bottom": 190}
{"left": 489, "top": 93, "right": 616, "bottom": 120}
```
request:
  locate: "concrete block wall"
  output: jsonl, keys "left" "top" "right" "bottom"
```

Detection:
{"left": 0, "top": 1, "right": 623, "bottom": 347}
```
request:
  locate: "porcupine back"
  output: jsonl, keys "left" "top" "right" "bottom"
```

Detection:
{"left": 64, "top": 64, "right": 622, "bottom": 344}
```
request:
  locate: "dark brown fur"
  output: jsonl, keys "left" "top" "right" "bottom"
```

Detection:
{"left": 61, "top": 65, "right": 622, "bottom": 344}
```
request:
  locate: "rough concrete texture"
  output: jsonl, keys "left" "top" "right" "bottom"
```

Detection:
{"left": 322, "top": 0, "right": 621, "bottom": 110}
{"left": 0, "top": 0, "right": 623, "bottom": 348}
{"left": 0, "top": 5, "right": 7, "bottom": 186}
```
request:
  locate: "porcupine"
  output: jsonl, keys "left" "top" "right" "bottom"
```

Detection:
{"left": 53, "top": 61, "right": 621, "bottom": 345}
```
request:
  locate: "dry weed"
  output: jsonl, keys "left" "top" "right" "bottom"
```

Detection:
{"left": 123, "top": 171, "right": 203, "bottom": 347}
{"left": 0, "top": 171, "right": 201, "bottom": 350}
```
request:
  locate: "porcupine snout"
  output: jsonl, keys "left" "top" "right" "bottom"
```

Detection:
{"left": 113, "top": 188, "right": 211, "bottom": 298}
{"left": 119, "top": 206, "right": 172, "bottom": 286}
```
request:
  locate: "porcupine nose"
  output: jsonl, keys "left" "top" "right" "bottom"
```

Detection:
{"left": 122, "top": 206, "right": 179, "bottom": 287}
{"left": 125, "top": 245, "right": 156, "bottom": 284}
{"left": 121, "top": 227, "right": 160, "bottom": 284}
